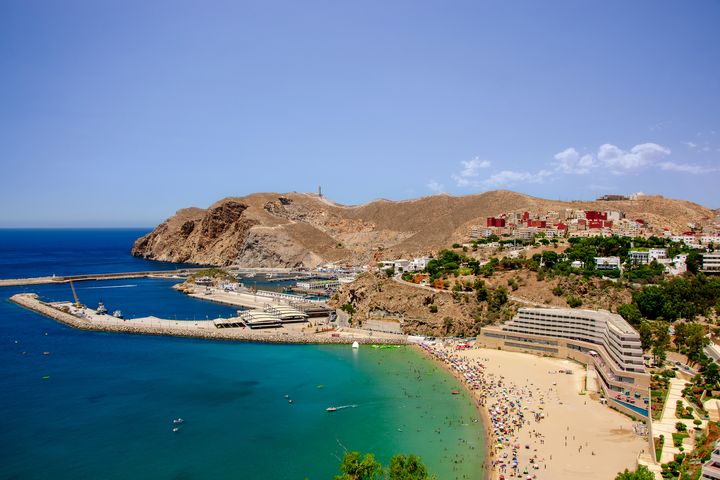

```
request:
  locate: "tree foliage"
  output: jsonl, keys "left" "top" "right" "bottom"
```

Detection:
{"left": 335, "top": 452, "right": 383, "bottom": 480}
{"left": 614, "top": 464, "right": 655, "bottom": 480}
{"left": 335, "top": 452, "right": 433, "bottom": 480}
{"left": 387, "top": 454, "right": 430, "bottom": 480}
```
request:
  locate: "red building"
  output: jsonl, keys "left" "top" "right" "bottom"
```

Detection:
{"left": 486, "top": 217, "right": 506, "bottom": 227}
{"left": 527, "top": 219, "right": 547, "bottom": 228}
{"left": 585, "top": 210, "right": 608, "bottom": 221}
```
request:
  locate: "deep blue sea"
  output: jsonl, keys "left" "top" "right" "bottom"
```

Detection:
{"left": 0, "top": 229, "right": 484, "bottom": 479}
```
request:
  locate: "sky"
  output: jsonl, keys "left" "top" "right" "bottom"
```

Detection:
{"left": 1, "top": 0, "right": 719, "bottom": 227}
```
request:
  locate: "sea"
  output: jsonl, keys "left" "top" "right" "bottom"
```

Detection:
{"left": 0, "top": 229, "right": 485, "bottom": 479}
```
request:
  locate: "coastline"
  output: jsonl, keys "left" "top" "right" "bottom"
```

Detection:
{"left": 413, "top": 343, "right": 492, "bottom": 480}
{"left": 9, "top": 293, "right": 405, "bottom": 346}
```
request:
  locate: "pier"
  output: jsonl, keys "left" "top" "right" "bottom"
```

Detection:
{"left": 0, "top": 268, "right": 207, "bottom": 288}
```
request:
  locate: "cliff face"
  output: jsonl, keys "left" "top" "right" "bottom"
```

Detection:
{"left": 132, "top": 190, "right": 716, "bottom": 268}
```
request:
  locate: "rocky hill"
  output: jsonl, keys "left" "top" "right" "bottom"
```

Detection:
{"left": 131, "top": 190, "right": 715, "bottom": 268}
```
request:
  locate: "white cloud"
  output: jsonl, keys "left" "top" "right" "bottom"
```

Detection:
{"left": 598, "top": 143, "right": 671, "bottom": 173}
{"left": 451, "top": 157, "right": 491, "bottom": 186}
{"left": 427, "top": 180, "right": 445, "bottom": 193}
{"left": 483, "top": 169, "right": 552, "bottom": 187}
{"left": 553, "top": 147, "right": 596, "bottom": 174}
{"left": 658, "top": 162, "right": 718, "bottom": 174}
{"left": 684, "top": 141, "right": 698, "bottom": 149}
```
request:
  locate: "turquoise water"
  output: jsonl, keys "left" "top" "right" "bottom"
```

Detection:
{"left": 0, "top": 230, "right": 485, "bottom": 479}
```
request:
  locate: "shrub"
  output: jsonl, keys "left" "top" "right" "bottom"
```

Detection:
{"left": 566, "top": 296, "right": 583, "bottom": 308}
{"left": 429, "top": 305, "right": 438, "bottom": 314}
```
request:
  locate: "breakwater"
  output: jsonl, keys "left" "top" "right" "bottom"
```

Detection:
{"left": 0, "top": 269, "right": 207, "bottom": 287}
{"left": 10, "top": 293, "right": 406, "bottom": 345}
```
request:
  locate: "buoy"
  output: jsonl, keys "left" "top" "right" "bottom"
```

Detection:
{"left": 352, "top": 341, "right": 359, "bottom": 349}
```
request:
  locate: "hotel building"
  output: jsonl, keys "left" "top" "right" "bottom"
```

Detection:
{"left": 479, "top": 307, "right": 650, "bottom": 419}
{"left": 702, "top": 441, "right": 720, "bottom": 480}
{"left": 701, "top": 253, "right": 720, "bottom": 274}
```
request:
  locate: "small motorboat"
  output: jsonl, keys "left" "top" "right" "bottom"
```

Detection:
{"left": 451, "top": 390, "right": 460, "bottom": 395}
{"left": 172, "top": 427, "right": 180, "bottom": 433}
{"left": 96, "top": 301, "right": 108, "bottom": 315}
{"left": 112, "top": 310, "right": 124, "bottom": 319}
{"left": 288, "top": 399, "right": 293, "bottom": 404}
{"left": 351, "top": 341, "right": 359, "bottom": 349}
{"left": 326, "top": 407, "right": 337, "bottom": 412}
{"left": 172, "top": 418, "right": 184, "bottom": 425}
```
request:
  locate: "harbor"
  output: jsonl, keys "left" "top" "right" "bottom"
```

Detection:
{"left": 10, "top": 293, "right": 406, "bottom": 345}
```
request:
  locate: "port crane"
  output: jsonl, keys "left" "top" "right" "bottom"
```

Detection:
{"left": 69, "top": 281, "right": 81, "bottom": 308}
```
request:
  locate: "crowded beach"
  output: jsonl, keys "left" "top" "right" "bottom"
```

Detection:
{"left": 420, "top": 340, "right": 648, "bottom": 479}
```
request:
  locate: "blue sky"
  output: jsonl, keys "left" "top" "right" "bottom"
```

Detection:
{"left": 1, "top": 0, "right": 718, "bottom": 227}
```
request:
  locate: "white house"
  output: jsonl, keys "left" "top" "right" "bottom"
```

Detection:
{"left": 409, "top": 256, "right": 430, "bottom": 272}
{"left": 595, "top": 256, "right": 621, "bottom": 270}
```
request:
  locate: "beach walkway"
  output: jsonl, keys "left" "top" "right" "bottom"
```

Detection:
{"left": 653, "top": 377, "right": 707, "bottom": 464}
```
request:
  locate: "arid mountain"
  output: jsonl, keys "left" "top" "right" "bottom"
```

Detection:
{"left": 131, "top": 190, "right": 715, "bottom": 268}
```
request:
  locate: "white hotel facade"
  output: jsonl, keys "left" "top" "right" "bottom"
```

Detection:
{"left": 479, "top": 307, "right": 650, "bottom": 419}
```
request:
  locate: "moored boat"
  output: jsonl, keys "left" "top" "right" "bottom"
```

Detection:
{"left": 96, "top": 300, "right": 108, "bottom": 315}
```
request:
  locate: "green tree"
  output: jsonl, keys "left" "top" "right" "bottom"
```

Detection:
{"left": 633, "top": 286, "right": 666, "bottom": 320}
{"left": 639, "top": 322, "right": 653, "bottom": 351}
{"left": 387, "top": 454, "right": 431, "bottom": 480}
{"left": 703, "top": 363, "right": 720, "bottom": 388}
{"left": 617, "top": 303, "right": 643, "bottom": 327}
{"left": 651, "top": 321, "right": 671, "bottom": 363}
{"left": 614, "top": 464, "right": 655, "bottom": 480}
{"left": 443, "top": 317, "right": 453, "bottom": 334}
{"left": 489, "top": 287, "right": 508, "bottom": 312}
{"left": 335, "top": 452, "right": 383, "bottom": 480}
{"left": 475, "top": 283, "right": 489, "bottom": 302}
{"left": 683, "top": 323, "right": 709, "bottom": 362}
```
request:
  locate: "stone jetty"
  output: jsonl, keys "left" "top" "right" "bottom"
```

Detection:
{"left": 10, "top": 293, "right": 407, "bottom": 346}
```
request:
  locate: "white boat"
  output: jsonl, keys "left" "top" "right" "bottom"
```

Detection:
{"left": 326, "top": 407, "right": 337, "bottom": 412}
{"left": 112, "top": 310, "right": 123, "bottom": 319}
{"left": 352, "top": 341, "right": 359, "bottom": 349}
{"left": 172, "top": 418, "right": 184, "bottom": 424}
{"left": 96, "top": 301, "right": 108, "bottom": 315}
{"left": 172, "top": 427, "right": 180, "bottom": 433}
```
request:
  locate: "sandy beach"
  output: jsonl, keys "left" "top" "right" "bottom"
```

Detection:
{"left": 421, "top": 342, "right": 648, "bottom": 480}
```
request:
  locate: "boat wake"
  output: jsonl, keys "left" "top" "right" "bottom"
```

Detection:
{"left": 84, "top": 284, "right": 137, "bottom": 289}
{"left": 335, "top": 404, "right": 358, "bottom": 410}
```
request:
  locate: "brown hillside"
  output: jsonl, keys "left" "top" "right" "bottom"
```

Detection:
{"left": 131, "top": 191, "right": 715, "bottom": 268}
